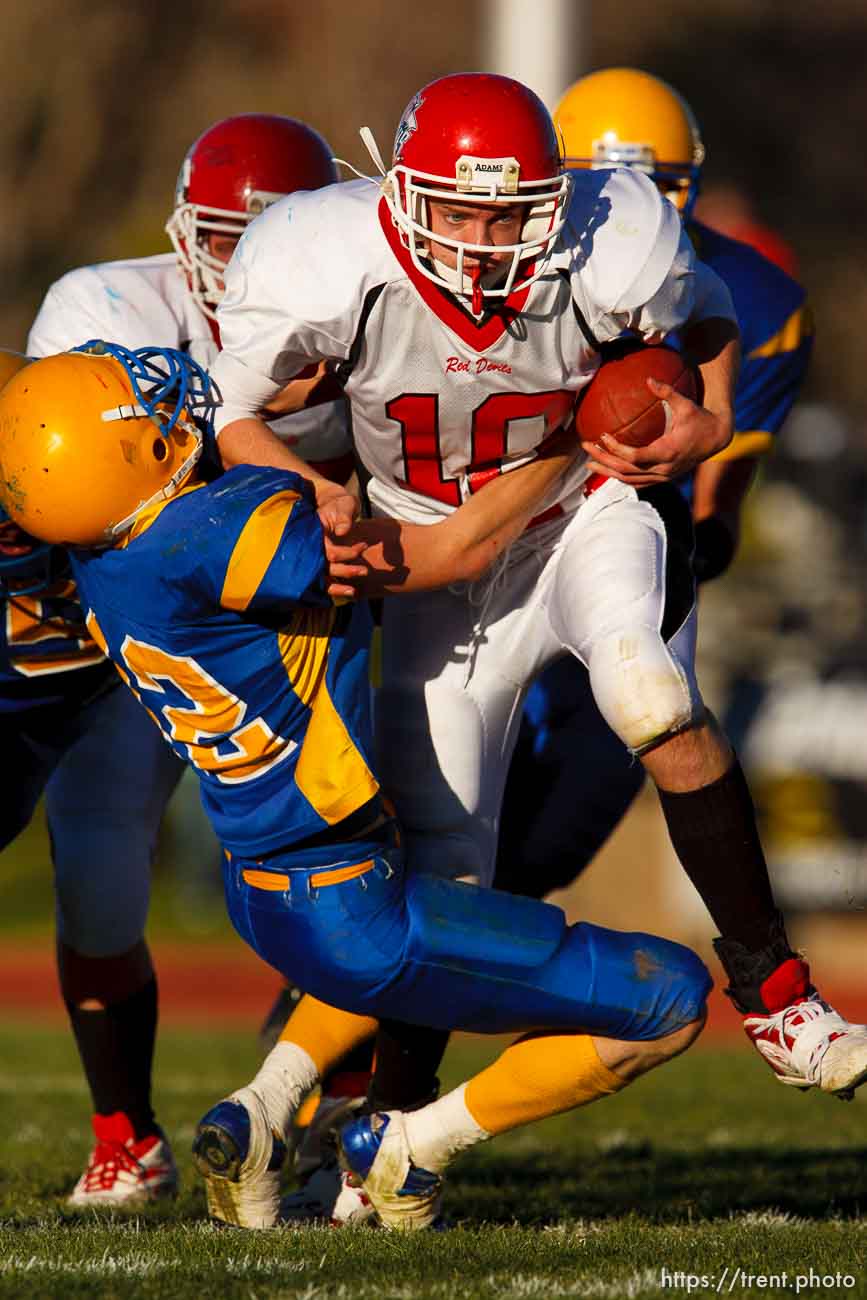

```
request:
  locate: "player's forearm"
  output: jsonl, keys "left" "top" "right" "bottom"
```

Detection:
{"left": 683, "top": 317, "right": 740, "bottom": 453}
{"left": 691, "top": 456, "right": 759, "bottom": 584}
{"left": 218, "top": 416, "right": 343, "bottom": 503}
{"left": 692, "top": 456, "right": 758, "bottom": 526}
{"left": 352, "top": 433, "right": 579, "bottom": 595}
{"left": 437, "top": 434, "right": 579, "bottom": 581}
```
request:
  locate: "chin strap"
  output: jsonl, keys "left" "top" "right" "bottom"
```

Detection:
{"left": 470, "top": 265, "right": 483, "bottom": 316}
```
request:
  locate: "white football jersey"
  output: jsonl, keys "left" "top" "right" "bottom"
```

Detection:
{"left": 213, "top": 171, "right": 735, "bottom": 522}
{"left": 27, "top": 253, "right": 350, "bottom": 468}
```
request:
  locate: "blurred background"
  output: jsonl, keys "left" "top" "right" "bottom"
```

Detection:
{"left": 2, "top": 0, "right": 866, "bottom": 1018}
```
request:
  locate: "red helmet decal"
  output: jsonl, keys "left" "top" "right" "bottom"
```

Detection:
{"left": 394, "top": 92, "right": 424, "bottom": 160}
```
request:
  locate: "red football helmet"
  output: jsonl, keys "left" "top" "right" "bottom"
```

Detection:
{"left": 166, "top": 114, "right": 338, "bottom": 319}
{"left": 380, "top": 73, "right": 571, "bottom": 307}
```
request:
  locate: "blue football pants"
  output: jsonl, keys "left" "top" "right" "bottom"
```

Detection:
{"left": 223, "top": 846, "right": 711, "bottom": 1042}
{"left": 1, "top": 682, "right": 184, "bottom": 955}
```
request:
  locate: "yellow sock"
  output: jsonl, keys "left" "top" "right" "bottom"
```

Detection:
{"left": 464, "top": 1032, "right": 625, "bottom": 1136}
{"left": 278, "top": 994, "right": 377, "bottom": 1077}
{"left": 294, "top": 1089, "right": 321, "bottom": 1129}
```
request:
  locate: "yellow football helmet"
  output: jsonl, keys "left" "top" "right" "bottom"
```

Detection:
{"left": 0, "top": 349, "right": 66, "bottom": 596}
{"left": 554, "top": 68, "right": 705, "bottom": 217}
{"left": 0, "top": 342, "right": 212, "bottom": 547}
{"left": 0, "top": 350, "right": 31, "bottom": 391}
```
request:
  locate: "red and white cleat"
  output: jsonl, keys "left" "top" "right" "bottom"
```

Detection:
{"left": 743, "top": 960, "right": 867, "bottom": 1100}
{"left": 281, "top": 1092, "right": 376, "bottom": 1226}
{"left": 281, "top": 1159, "right": 375, "bottom": 1226}
{"left": 68, "top": 1111, "right": 179, "bottom": 1206}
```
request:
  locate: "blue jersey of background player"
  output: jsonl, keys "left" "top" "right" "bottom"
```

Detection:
{"left": 0, "top": 352, "right": 184, "bottom": 1203}
{"left": 0, "top": 548, "right": 180, "bottom": 991}
{"left": 494, "top": 69, "right": 813, "bottom": 899}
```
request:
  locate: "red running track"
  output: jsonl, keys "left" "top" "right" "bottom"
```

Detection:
{"left": 2, "top": 941, "right": 866, "bottom": 1039}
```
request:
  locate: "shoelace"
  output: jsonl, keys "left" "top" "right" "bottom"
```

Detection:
{"left": 82, "top": 1140, "right": 144, "bottom": 1191}
{"left": 748, "top": 994, "right": 839, "bottom": 1084}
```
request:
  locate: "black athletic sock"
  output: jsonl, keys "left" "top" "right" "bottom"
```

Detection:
{"left": 65, "top": 976, "right": 158, "bottom": 1139}
{"left": 366, "top": 1020, "right": 450, "bottom": 1113}
{"left": 712, "top": 910, "right": 805, "bottom": 1013}
{"left": 656, "top": 759, "right": 784, "bottom": 952}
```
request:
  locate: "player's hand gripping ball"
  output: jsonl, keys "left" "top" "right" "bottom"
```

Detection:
{"left": 575, "top": 342, "right": 699, "bottom": 447}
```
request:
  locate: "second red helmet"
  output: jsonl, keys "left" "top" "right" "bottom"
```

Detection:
{"left": 166, "top": 114, "right": 338, "bottom": 320}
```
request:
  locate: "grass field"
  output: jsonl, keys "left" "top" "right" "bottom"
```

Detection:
{"left": 0, "top": 1027, "right": 863, "bottom": 1299}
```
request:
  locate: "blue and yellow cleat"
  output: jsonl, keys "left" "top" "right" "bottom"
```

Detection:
{"left": 338, "top": 1111, "right": 443, "bottom": 1230}
{"left": 193, "top": 1089, "right": 287, "bottom": 1228}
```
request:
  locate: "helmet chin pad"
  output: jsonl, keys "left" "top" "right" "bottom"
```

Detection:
{"left": 428, "top": 254, "right": 508, "bottom": 299}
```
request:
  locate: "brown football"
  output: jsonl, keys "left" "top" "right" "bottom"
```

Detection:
{"left": 575, "top": 343, "right": 699, "bottom": 447}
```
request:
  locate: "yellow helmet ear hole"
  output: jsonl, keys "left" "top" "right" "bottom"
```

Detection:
{"left": 152, "top": 438, "right": 169, "bottom": 462}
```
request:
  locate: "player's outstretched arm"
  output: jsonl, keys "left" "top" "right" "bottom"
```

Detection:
{"left": 325, "top": 429, "right": 580, "bottom": 597}
{"left": 219, "top": 413, "right": 361, "bottom": 541}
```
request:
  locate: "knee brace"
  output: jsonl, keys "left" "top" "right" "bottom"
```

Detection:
{"left": 587, "top": 623, "right": 702, "bottom": 755}
{"left": 401, "top": 877, "right": 711, "bottom": 1039}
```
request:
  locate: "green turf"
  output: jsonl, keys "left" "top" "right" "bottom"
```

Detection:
{"left": 0, "top": 1027, "right": 863, "bottom": 1298}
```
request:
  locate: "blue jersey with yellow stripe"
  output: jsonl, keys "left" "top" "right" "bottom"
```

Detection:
{"left": 70, "top": 466, "right": 379, "bottom": 857}
{"left": 689, "top": 219, "right": 813, "bottom": 460}
{"left": 0, "top": 580, "right": 112, "bottom": 712}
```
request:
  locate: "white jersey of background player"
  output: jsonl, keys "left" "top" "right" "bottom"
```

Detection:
{"left": 211, "top": 75, "right": 867, "bottom": 1134}
{"left": 28, "top": 253, "right": 350, "bottom": 471}
{"left": 20, "top": 113, "right": 352, "bottom": 1209}
{"left": 29, "top": 123, "right": 350, "bottom": 473}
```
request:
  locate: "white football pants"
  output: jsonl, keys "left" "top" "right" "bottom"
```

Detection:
{"left": 375, "top": 478, "right": 702, "bottom": 887}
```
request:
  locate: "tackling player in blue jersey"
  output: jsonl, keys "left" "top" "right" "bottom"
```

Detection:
{"left": 0, "top": 341, "right": 712, "bottom": 1230}
{"left": 9, "top": 114, "right": 348, "bottom": 1206}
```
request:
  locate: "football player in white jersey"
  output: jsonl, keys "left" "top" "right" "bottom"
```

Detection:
{"left": 205, "top": 74, "right": 867, "bottom": 1223}
{"left": 17, "top": 112, "right": 347, "bottom": 1206}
